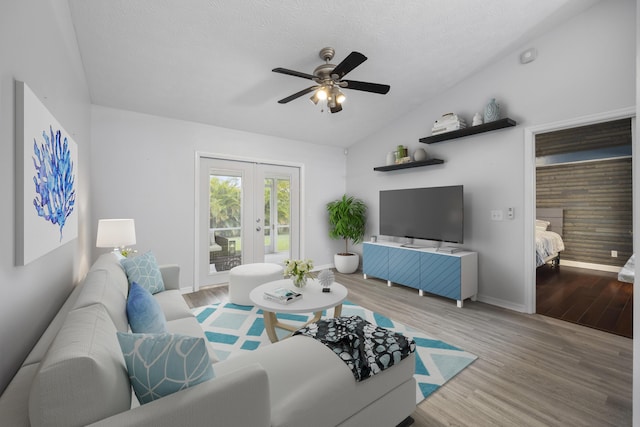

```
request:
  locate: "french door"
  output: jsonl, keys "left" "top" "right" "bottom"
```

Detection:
{"left": 197, "top": 156, "right": 300, "bottom": 288}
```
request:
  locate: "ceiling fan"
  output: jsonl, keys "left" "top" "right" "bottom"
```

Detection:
{"left": 272, "top": 47, "right": 390, "bottom": 113}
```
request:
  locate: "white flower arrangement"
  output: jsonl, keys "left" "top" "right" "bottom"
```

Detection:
{"left": 283, "top": 258, "right": 314, "bottom": 287}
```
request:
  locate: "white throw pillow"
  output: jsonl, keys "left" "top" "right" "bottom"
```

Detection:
{"left": 535, "top": 219, "right": 550, "bottom": 231}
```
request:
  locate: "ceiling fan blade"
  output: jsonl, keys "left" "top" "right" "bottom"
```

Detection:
{"left": 277, "top": 86, "right": 318, "bottom": 104}
{"left": 272, "top": 67, "right": 316, "bottom": 80}
{"left": 342, "top": 80, "right": 390, "bottom": 94}
{"left": 331, "top": 51, "right": 367, "bottom": 79}
{"left": 330, "top": 104, "right": 343, "bottom": 114}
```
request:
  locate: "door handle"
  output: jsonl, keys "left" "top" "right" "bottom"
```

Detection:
{"left": 256, "top": 226, "right": 262, "bottom": 232}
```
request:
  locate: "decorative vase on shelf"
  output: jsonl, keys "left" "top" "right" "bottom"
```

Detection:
{"left": 413, "top": 148, "right": 427, "bottom": 162}
{"left": 386, "top": 151, "right": 395, "bottom": 165}
{"left": 484, "top": 98, "right": 500, "bottom": 123}
{"left": 472, "top": 112, "right": 483, "bottom": 126}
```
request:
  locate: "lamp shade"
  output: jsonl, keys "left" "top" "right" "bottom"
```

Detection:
{"left": 96, "top": 219, "right": 136, "bottom": 248}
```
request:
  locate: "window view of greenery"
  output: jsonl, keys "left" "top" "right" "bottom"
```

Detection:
{"left": 264, "top": 178, "right": 291, "bottom": 252}
{"left": 209, "top": 175, "right": 290, "bottom": 271}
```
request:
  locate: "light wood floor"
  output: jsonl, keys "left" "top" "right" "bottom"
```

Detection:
{"left": 183, "top": 272, "right": 633, "bottom": 427}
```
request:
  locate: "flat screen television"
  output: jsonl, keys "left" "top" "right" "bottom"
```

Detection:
{"left": 379, "top": 185, "right": 464, "bottom": 244}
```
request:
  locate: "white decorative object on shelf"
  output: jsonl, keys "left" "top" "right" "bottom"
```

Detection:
{"left": 484, "top": 98, "right": 500, "bottom": 123}
{"left": 413, "top": 148, "right": 427, "bottom": 161}
{"left": 432, "top": 113, "right": 467, "bottom": 135}
{"left": 472, "top": 112, "right": 483, "bottom": 126}
{"left": 386, "top": 151, "right": 395, "bottom": 165}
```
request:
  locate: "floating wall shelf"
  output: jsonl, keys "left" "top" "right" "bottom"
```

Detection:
{"left": 373, "top": 158, "right": 444, "bottom": 172}
{"left": 419, "top": 118, "right": 516, "bottom": 144}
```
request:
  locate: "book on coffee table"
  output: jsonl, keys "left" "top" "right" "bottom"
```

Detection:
{"left": 263, "top": 287, "right": 302, "bottom": 305}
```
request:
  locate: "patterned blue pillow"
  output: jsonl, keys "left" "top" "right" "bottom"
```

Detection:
{"left": 116, "top": 332, "right": 215, "bottom": 404}
{"left": 127, "top": 282, "right": 167, "bottom": 333}
{"left": 121, "top": 251, "right": 165, "bottom": 294}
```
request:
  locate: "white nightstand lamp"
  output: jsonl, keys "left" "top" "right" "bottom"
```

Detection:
{"left": 96, "top": 219, "right": 136, "bottom": 255}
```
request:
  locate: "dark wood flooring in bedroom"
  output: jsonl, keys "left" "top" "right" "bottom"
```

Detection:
{"left": 536, "top": 264, "right": 633, "bottom": 338}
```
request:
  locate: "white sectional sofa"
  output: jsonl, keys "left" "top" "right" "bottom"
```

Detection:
{"left": 0, "top": 253, "right": 416, "bottom": 427}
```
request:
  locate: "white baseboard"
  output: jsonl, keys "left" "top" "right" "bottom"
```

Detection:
{"left": 476, "top": 294, "right": 526, "bottom": 313}
{"left": 313, "top": 263, "right": 335, "bottom": 271}
{"left": 560, "top": 260, "right": 621, "bottom": 273}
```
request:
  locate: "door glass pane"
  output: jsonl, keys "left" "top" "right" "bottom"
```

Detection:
{"left": 264, "top": 176, "right": 291, "bottom": 265}
{"left": 209, "top": 173, "right": 242, "bottom": 273}
{"left": 264, "top": 178, "right": 274, "bottom": 255}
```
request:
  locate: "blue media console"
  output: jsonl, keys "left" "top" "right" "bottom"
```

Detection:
{"left": 363, "top": 242, "right": 478, "bottom": 308}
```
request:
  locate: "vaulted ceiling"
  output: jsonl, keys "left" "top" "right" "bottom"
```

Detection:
{"left": 68, "top": 0, "right": 598, "bottom": 147}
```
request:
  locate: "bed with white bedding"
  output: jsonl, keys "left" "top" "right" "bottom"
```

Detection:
{"left": 618, "top": 254, "right": 635, "bottom": 283}
{"left": 536, "top": 208, "right": 565, "bottom": 267}
{"left": 536, "top": 229, "right": 565, "bottom": 267}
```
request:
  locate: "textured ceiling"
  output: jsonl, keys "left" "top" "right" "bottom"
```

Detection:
{"left": 67, "top": 0, "right": 598, "bottom": 147}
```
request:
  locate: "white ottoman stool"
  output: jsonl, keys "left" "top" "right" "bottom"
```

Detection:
{"left": 229, "top": 263, "right": 284, "bottom": 306}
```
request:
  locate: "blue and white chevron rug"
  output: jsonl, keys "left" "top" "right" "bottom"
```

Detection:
{"left": 193, "top": 300, "right": 477, "bottom": 404}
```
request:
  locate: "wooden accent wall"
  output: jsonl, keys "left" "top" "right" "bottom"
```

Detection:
{"left": 536, "top": 146, "right": 632, "bottom": 267}
{"left": 536, "top": 119, "right": 631, "bottom": 156}
{"left": 536, "top": 119, "right": 632, "bottom": 268}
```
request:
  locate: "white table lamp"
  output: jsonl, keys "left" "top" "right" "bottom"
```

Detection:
{"left": 96, "top": 219, "right": 136, "bottom": 253}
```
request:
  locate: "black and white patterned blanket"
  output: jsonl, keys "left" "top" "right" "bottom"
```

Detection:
{"left": 292, "top": 315, "right": 415, "bottom": 382}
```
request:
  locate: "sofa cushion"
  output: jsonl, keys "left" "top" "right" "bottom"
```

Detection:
{"left": 153, "top": 289, "right": 194, "bottom": 321}
{"left": 165, "top": 317, "right": 218, "bottom": 363}
{"left": 90, "top": 252, "right": 129, "bottom": 296}
{"left": 214, "top": 335, "right": 414, "bottom": 427}
{"left": 73, "top": 269, "right": 129, "bottom": 332}
{"left": 29, "top": 304, "right": 131, "bottom": 427}
{"left": 116, "top": 332, "right": 214, "bottom": 404}
{"left": 121, "top": 251, "right": 165, "bottom": 294}
{"left": 127, "top": 282, "right": 168, "bottom": 333}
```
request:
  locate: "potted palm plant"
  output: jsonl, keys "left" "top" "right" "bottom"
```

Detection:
{"left": 326, "top": 194, "right": 367, "bottom": 273}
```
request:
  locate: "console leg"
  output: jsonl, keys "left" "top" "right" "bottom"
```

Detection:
{"left": 457, "top": 300, "right": 463, "bottom": 308}
{"left": 363, "top": 274, "right": 368, "bottom": 280}
{"left": 387, "top": 280, "right": 392, "bottom": 287}
{"left": 418, "top": 289, "right": 424, "bottom": 297}
{"left": 396, "top": 416, "right": 414, "bottom": 427}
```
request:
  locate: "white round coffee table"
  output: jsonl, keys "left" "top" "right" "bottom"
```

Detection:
{"left": 249, "top": 278, "right": 348, "bottom": 343}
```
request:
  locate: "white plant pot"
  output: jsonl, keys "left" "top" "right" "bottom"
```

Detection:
{"left": 334, "top": 253, "right": 359, "bottom": 274}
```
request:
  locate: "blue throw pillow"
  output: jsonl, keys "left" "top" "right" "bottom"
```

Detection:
{"left": 121, "top": 251, "right": 165, "bottom": 294}
{"left": 127, "top": 282, "right": 167, "bottom": 333}
{"left": 116, "top": 332, "right": 214, "bottom": 404}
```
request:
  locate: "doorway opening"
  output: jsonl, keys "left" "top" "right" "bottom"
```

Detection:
{"left": 523, "top": 107, "right": 635, "bottom": 322}
{"left": 196, "top": 155, "right": 300, "bottom": 290}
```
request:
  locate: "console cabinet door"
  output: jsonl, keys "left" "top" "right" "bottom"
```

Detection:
{"left": 363, "top": 243, "right": 389, "bottom": 280}
{"left": 389, "top": 247, "right": 421, "bottom": 289}
{"left": 420, "top": 252, "right": 461, "bottom": 299}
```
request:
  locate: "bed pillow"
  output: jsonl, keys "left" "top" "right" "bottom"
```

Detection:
{"left": 126, "top": 282, "right": 167, "bottom": 333}
{"left": 116, "top": 332, "right": 214, "bottom": 404}
{"left": 121, "top": 251, "right": 165, "bottom": 294}
{"left": 535, "top": 219, "right": 550, "bottom": 231}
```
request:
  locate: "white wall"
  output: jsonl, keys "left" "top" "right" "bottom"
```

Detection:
{"left": 0, "top": 0, "right": 91, "bottom": 392}
{"left": 347, "top": 0, "right": 636, "bottom": 311}
{"left": 90, "top": 106, "right": 346, "bottom": 286}
{"left": 633, "top": 2, "right": 639, "bottom": 425}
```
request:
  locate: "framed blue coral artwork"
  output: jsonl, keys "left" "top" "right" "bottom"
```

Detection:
{"left": 15, "top": 81, "right": 78, "bottom": 265}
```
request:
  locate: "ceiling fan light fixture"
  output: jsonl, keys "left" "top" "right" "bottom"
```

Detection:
{"left": 316, "top": 87, "right": 328, "bottom": 100}
{"left": 273, "top": 47, "right": 389, "bottom": 114}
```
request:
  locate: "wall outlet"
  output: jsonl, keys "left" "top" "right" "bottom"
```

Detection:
{"left": 491, "top": 210, "right": 504, "bottom": 221}
{"left": 611, "top": 250, "right": 618, "bottom": 258}
{"left": 507, "top": 207, "right": 514, "bottom": 220}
